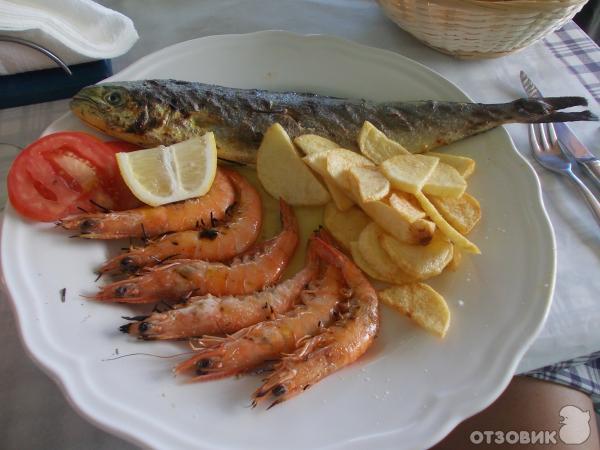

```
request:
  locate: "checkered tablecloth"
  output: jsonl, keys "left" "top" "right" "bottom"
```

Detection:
{"left": 529, "top": 22, "right": 600, "bottom": 412}
{"left": 544, "top": 21, "right": 600, "bottom": 104}
{"left": 529, "top": 351, "right": 600, "bottom": 413}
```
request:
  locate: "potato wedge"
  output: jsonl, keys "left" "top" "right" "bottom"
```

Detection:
{"left": 294, "top": 134, "right": 339, "bottom": 155}
{"left": 303, "top": 151, "right": 354, "bottom": 210}
{"left": 360, "top": 198, "right": 435, "bottom": 245}
{"left": 389, "top": 191, "right": 426, "bottom": 223}
{"left": 422, "top": 162, "right": 467, "bottom": 198}
{"left": 379, "top": 283, "right": 450, "bottom": 338}
{"left": 358, "top": 121, "right": 410, "bottom": 164}
{"left": 357, "top": 223, "right": 415, "bottom": 284}
{"left": 429, "top": 192, "right": 481, "bottom": 235}
{"left": 347, "top": 166, "right": 390, "bottom": 203}
{"left": 380, "top": 231, "right": 454, "bottom": 280}
{"left": 323, "top": 203, "right": 371, "bottom": 251}
{"left": 257, "top": 124, "right": 330, "bottom": 205}
{"left": 414, "top": 191, "right": 480, "bottom": 254}
{"left": 427, "top": 152, "right": 475, "bottom": 178}
{"left": 325, "top": 149, "right": 375, "bottom": 191}
{"left": 380, "top": 154, "right": 439, "bottom": 194}
{"left": 324, "top": 178, "right": 355, "bottom": 211}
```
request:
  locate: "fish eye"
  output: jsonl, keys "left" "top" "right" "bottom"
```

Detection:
{"left": 105, "top": 91, "right": 123, "bottom": 106}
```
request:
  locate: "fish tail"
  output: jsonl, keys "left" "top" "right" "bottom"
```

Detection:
{"left": 538, "top": 96, "right": 589, "bottom": 109}
{"left": 530, "top": 110, "right": 598, "bottom": 123}
{"left": 531, "top": 111, "right": 598, "bottom": 123}
{"left": 510, "top": 97, "right": 598, "bottom": 123}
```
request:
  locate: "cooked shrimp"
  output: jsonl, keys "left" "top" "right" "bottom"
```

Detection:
{"left": 93, "top": 200, "right": 298, "bottom": 303}
{"left": 175, "top": 262, "right": 345, "bottom": 381}
{"left": 99, "top": 169, "right": 262, "bottom": 274}
{"left": 120, "top": 242, "right": 318, "bottom": 339}
{"left": 59, "top": 169, "right": 235, "bottom": 239}
{"left": 251, "top": 238, "right": 379, "bottom": 408}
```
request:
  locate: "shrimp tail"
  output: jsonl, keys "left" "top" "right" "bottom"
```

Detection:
{"left": 311, "top": 237, "right": 352, "bottom": 274}
{"left": 312, "top": 227, "right": 344, "bottom": 251}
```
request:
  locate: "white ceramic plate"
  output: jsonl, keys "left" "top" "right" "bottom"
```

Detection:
{"left": 1, "top": 32, "right": 555, "bottom": 450}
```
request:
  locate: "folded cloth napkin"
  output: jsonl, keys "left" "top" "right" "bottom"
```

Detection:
{"left": 0, "top": 0, "right": 138, "bottom": 75}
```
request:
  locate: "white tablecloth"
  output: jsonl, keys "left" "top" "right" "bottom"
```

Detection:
{"left": 1, "top": 1, "right": 598, "bottom": 449}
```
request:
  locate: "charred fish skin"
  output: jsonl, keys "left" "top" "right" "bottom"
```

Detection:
{"left": 70, "top": 80, "right": 597, "bottom": 164}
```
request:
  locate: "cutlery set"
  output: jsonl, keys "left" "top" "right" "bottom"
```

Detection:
{"left": 520, "top": 71, "right": 600, "bottom": 225}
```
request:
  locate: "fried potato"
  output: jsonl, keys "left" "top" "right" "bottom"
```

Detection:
{"left": 357, "top": 223, "right": 415, "bottom": 284}
{"left": 303, "top": 151, "right": 354, "bottom": 210}
{"left": 429, "top": 192, "right": 481, "bottom": 235}
{"left": 380, "top": 231, "right": 454, "bottom": 280}
{"left": 446, "top": 245, "right": 462, "bottom": 271}
{"left": 326, "top": 149, "right": 375, "bottom": 191}
{"left": 379, "top": 283, "right": 450, "bottom": 338}
{"left": 380, "top": 154, "right": 439, "bottom": 194}
{"left": 427, "top": 152, "right": 475, "bottom": 179}
{"left": 360, "top": 198, "right": 435, "bottom": 245}
{"left": 257, "top": 124, "right": 330, "bottom": 205}
{"left": 422, "top": 162, "right": 467, "bottom": 198}
{"left": 358, "top": 121, "right": 410, "bottom": 164}
{"left": 324, "top": 179, "right": 354, "bottom": 211}
{"left": 414, "top": 191, "right": 480, "bottom": 254}
{"left": 323, "top": 203, "right": 371, "bottom": 251}
{"left": 350, "top": 242, "right": 409, "bottom": 284}
{"left": 347, "top": 166, "right": 390, "bottom": 203}
{"left": 389, "top": 191, "right": 426, "bottom": 223}
{"left": 294, "top": 134, "right": 339, "bottom": 155}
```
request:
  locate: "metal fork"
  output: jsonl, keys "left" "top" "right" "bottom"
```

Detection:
{"left": 529, "top": 122, "right": 600, "bottom": 226}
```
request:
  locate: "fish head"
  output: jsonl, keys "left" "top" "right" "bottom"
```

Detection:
{"left": 70, "top": 82, "right": 171, "bottom": 145}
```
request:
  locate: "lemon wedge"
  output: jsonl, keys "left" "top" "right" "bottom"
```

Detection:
{"left": 116, "top": 134, "right": 218, "bottom": 207}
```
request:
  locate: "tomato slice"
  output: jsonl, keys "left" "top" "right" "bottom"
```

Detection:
{"left": 7, "top": 132, "right": 142, "bottom": 222}
{"left": 100, "top": 140, "right": 143, "bottom": 210}
{"left": 104, "top": 140, "right": 141, "bottom": 153}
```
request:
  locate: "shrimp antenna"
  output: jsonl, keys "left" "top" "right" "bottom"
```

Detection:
{"left": 140, "top": 223, "right": 149, "bottom": 244}
{"left": 89, "top": 199, "right": 112, "bottom": 213}
{"left": 101, "top": 351, "right": 196, "bottom": 362}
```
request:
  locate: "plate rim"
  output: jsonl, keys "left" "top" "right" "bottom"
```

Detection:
{"left": 0, "top": 30, "right": 556, "bottom": 450}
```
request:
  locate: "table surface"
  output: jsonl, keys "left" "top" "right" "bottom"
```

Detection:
{"left": 1, "top": 1, "right": 599, "bottom": 449}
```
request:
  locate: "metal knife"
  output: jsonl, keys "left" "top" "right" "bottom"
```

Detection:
{"left": 520, "top": 71, "right": 600, "bottom": 191}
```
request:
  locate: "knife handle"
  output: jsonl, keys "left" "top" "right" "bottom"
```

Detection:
{"left": 567, "top": 170, "right": 600, "bottom": 227}
{"left": 580, "top": 159, "right": 600, "bottom": 192}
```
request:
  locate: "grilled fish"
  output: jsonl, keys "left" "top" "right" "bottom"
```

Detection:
{"left": 71, "top": 80, "right": 597, "bottom": 165}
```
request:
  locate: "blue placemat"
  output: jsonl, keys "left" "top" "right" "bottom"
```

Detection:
{"left": 0, "top": 59, "right": 113, "bottom": 109}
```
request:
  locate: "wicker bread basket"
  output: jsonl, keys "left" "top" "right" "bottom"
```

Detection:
{"left": 377, "top": 0, "right": 589, "bottom": 59}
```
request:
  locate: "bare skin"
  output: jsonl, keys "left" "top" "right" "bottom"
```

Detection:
{"left": 433, "top": 376, "right": 599, "bottom": 450}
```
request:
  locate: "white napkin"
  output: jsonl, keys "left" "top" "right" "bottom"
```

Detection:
{"left": 0, "top": 0, "right": 138, "bottom": 75}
